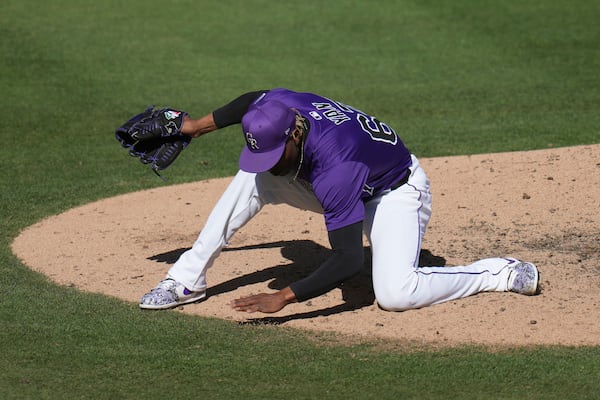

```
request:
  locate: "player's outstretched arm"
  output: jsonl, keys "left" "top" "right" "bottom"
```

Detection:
{"left": 181, "top": 113, "right": 218, "bottom": 138}
{"left": 231, "top": 222, "right": 364, "bottom": 314}
{"left": 182, "top": 90, "right": 269, "bottom": 138}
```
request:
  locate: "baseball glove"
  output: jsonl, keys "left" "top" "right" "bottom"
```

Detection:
{"left": 115, "top": 106, "right": 191, "bottom": 173}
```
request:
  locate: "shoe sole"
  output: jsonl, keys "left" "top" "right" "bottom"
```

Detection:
{"left": 532, "top": 267, "right": 541, "bottom": 295}
{"left": 139, "top": 292, "right": 207, "bottom": 310}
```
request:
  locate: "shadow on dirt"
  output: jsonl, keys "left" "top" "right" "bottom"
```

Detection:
{"left": 148, "top": 240, "right": 446, "bottom": 323}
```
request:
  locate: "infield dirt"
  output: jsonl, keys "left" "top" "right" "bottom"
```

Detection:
{"left": 12, "top": 144, "right": 600, "bottom": 347}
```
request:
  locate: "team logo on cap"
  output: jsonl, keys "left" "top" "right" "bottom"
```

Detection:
{"left": 245, "top": 132, "right": 260, "bottom": 150}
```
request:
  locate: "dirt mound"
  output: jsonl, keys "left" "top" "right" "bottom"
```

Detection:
{"left": 11, "top": 145, "right": 600, "bottom": 347}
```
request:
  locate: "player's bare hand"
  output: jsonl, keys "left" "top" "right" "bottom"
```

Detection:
{"left": 231, "top": 287, "right": 297, "bottom": 314}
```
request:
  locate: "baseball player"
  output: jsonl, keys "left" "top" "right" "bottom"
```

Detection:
{"left": 125, "top": 88, "right": 540, "bottom": 313}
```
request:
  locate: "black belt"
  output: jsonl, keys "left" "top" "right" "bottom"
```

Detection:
{"left": 389, "top": 170, "right": 410, "bottom": 191}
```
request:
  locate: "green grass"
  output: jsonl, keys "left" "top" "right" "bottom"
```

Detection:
{"left": 1, "top": 0, "right": 599, "bottom": 398}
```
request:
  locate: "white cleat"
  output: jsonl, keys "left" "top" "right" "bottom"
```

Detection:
{"left": 139, "top": 278, "right": 206, "bottom": 310}
{"left": 507, "top": 261, "right": 540, "bottom": 296}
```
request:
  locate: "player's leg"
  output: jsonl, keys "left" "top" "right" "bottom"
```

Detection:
{"left": 365, "top": 156, "right": 517, "bottom": 311}
{"left": 140, "top": 170, "right": 265, "bottom": 308}
{"left": 169, "top": 172, "right": 321, "bottom": 291}
{"left": 165, "top": 170, "right": 267, "bottom": 291}
{"left": 141, "top": 171, "right": 321, "bottom": 309}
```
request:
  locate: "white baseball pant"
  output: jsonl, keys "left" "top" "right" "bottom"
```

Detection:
{"left": 167, "top": 155, "right": 514, "bottom": 311}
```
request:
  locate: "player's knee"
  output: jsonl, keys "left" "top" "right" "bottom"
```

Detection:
{"left": 374, "top": 281, "right": 420, "bottom": 312}
{"left": 376, "top": 294, "right": 418, "bottom": 312}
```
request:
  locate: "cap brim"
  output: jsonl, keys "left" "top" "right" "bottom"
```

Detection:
{"left": 238, "top": 141, "right": 287, "bottom": 173}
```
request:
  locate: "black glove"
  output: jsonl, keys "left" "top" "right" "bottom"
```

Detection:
{"left": 116, "top": 106, "right": 191, "bottom": 172}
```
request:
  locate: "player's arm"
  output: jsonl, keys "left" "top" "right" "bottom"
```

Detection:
{"left": 181, "top": 90, "right": 268, "bottom": 138}
{"left": 231, "top": 222, "right": 364, "bottom": 313}
{"left": 289, "top": 221, "right": 364, "bottom": 301}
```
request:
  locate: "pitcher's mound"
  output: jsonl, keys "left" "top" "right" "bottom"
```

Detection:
{"left": 12, "top": 145, "right": 600, "bottom": 347}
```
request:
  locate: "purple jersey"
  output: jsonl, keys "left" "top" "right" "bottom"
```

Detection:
{"left": 254, "top": 88, "right": 412, "bottom": 231}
